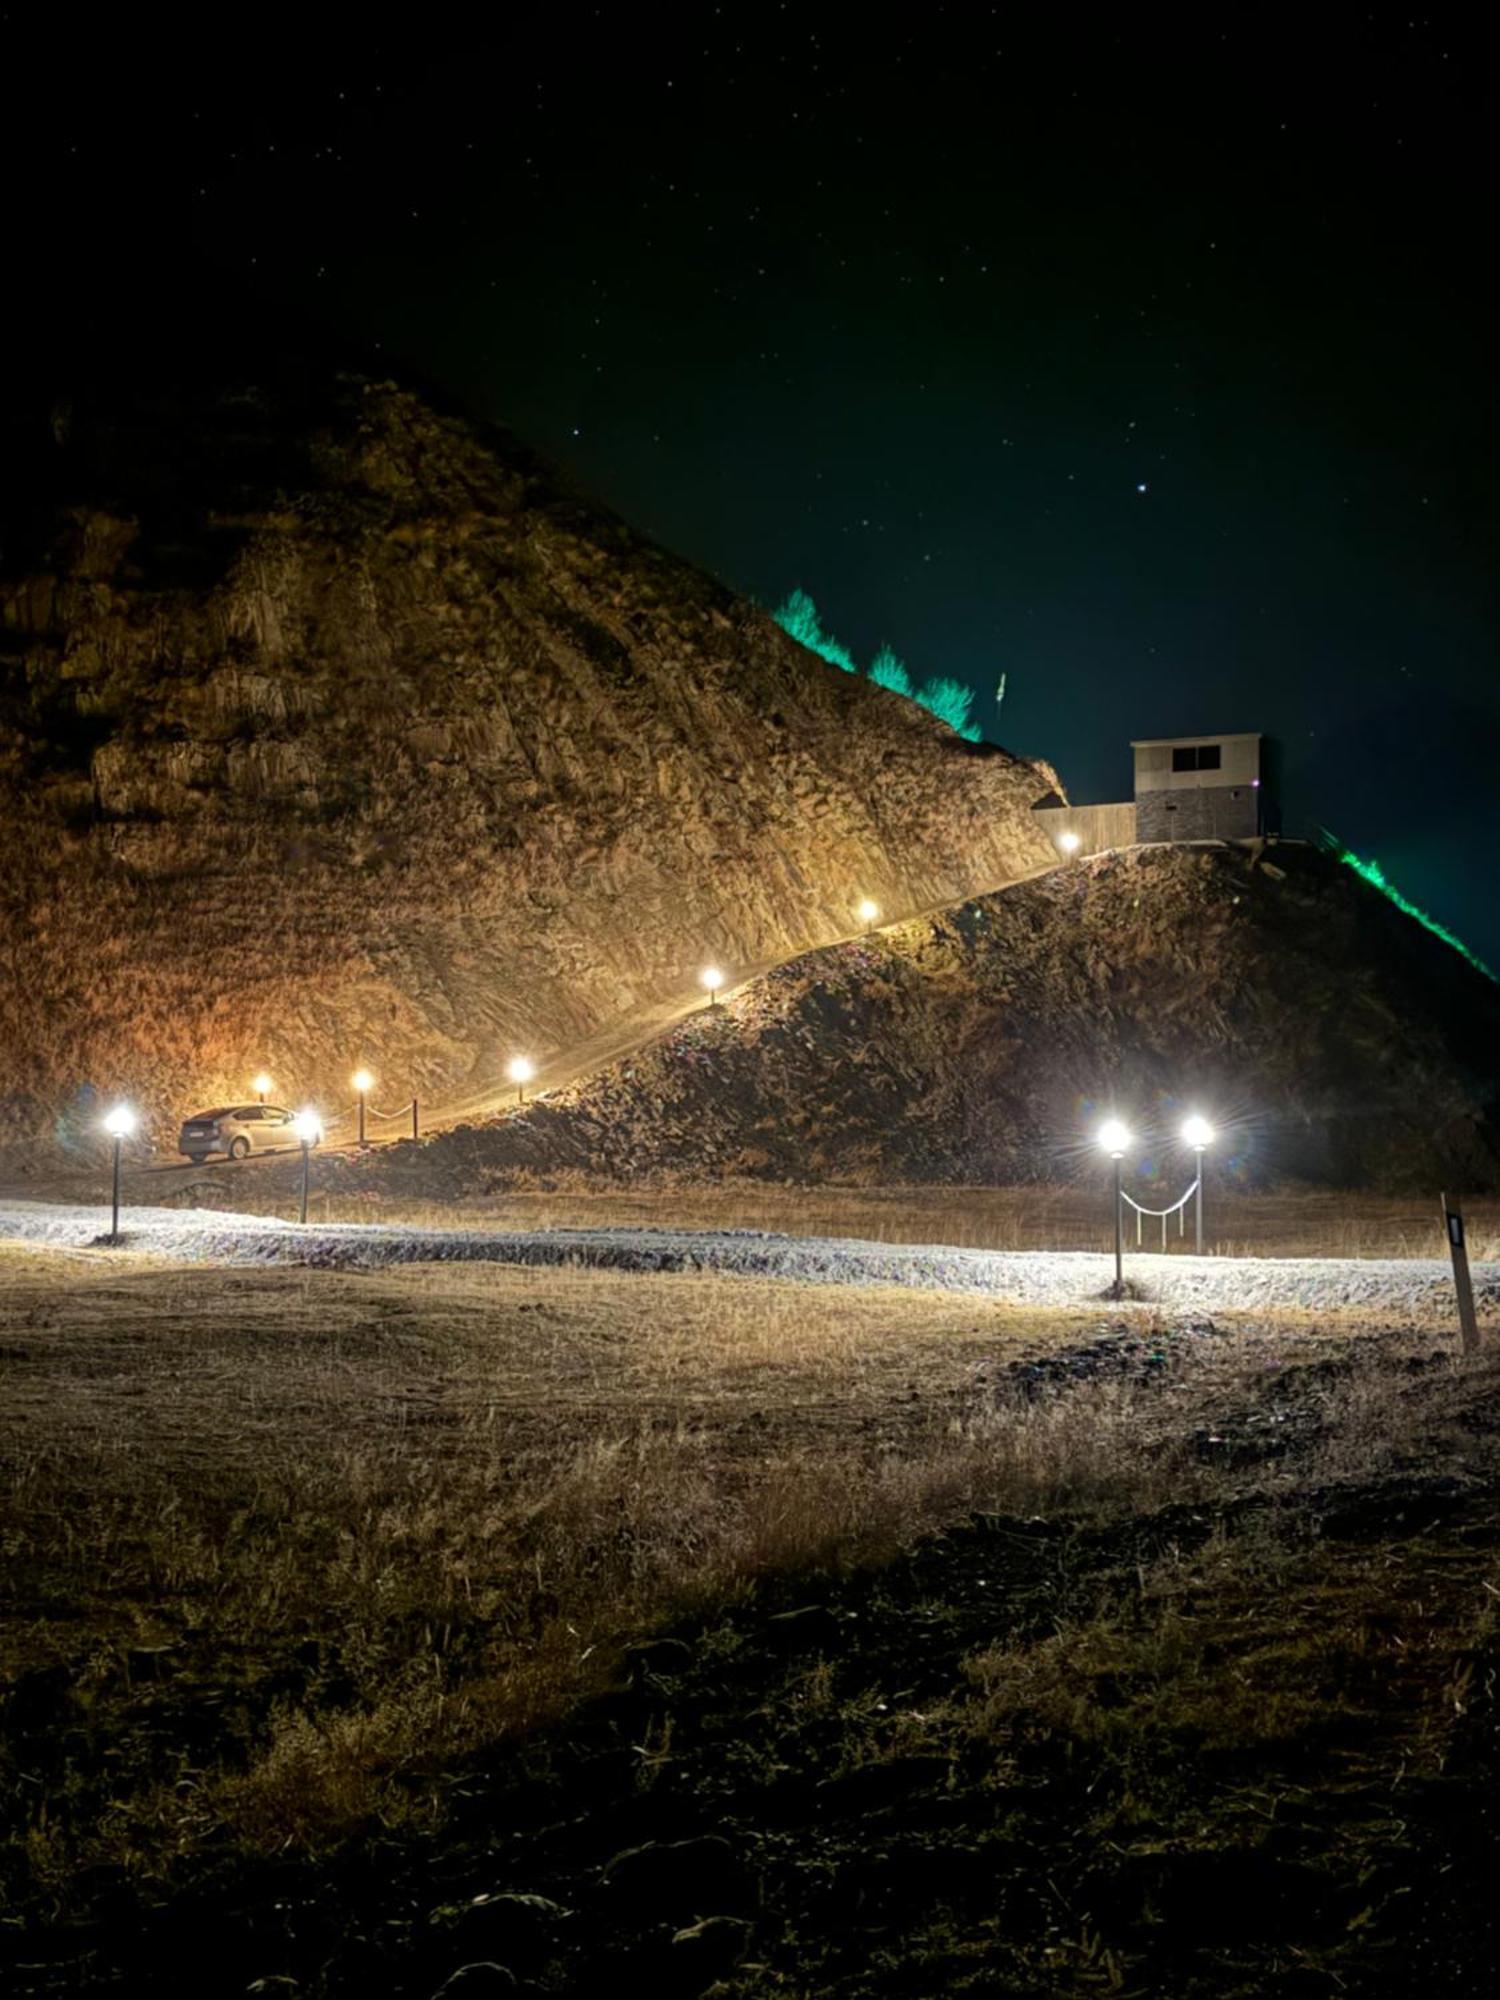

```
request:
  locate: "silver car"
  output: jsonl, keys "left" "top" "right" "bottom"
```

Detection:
{"left": 178, "top": 1104, "right": 306, "bottom": 1164}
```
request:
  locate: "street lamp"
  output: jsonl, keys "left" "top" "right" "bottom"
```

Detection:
{"left": 1096, "top": 1118, "right": 1133, "bottom": 1295}
{"left": 101, "top": 1104, "right": 137, "bottom": 1245}
{"left": 1181, "top": 1115, "right": 1215, "bottom": 1255}
{"left": 856, "top": 898, "right": 881, "bottom": 931}
{"left": 701, "top": 966, "right": 725, "bottom": 1008}
{"left": 507, "top": 1055, "right": 535, "bottom": 1104}
{"left": 252, "top": 1073, "right": 273, "bottom": 1104}
{"left": 291, "top": 1109, "right": 322, "bottom": 1224}
{"left": 1057, "top": 830, "right": 1081, "bottom": 856}
{"left": 351, "top": 1068, "right": 374, "bottom": 1147}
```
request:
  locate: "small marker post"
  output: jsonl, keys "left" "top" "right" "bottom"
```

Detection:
{"left": 1441, "top": 1192, "right": 1480, "bottom": 1355}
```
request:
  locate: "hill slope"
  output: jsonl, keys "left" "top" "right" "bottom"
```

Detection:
{"left": 381, "top": 843, "right": 1500, "bottom": 1193}
{"left": 0, "top": 361, "right": 1057, "bottom": 1156}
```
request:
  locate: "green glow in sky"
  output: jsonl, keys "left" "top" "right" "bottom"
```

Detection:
{"left": 1326, "top": 835, "right": 1494, "bottom": 981}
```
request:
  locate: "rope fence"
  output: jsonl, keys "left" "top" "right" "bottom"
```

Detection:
{"left": 1120, "top": 1177, "right": 1201, "bottom": 1249}
{"left": 322, "top": 1097, "right": 421, "bottom": 1140}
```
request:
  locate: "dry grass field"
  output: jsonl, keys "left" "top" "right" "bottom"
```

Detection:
{"left": 3, "top": 1238, "right": 1498, "bottom": 1995}
{"left": 0, "top": 1249, "right": 1118, "bottom": 1887}
{"left": 36, "top": 1163, "right": 1500, "bottom": 1262}
{"left": 404, "top": 1182, "right": 1500, "bottom": 1260}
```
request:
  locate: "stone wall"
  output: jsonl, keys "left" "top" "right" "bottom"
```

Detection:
{"left": 1136, "top": 785, "right": 1260, "bottom": 843}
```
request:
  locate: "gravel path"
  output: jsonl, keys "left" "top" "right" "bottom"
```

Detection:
{"left": 1, "top": 1200, "right": 1493, "bottom": 1314}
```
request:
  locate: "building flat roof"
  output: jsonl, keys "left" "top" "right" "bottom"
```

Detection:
{"left": 1130, "top": 731, "right": 1262, "bottom": 749}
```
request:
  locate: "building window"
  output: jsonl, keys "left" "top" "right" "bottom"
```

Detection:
{"left": 1171, "top": 744, "right": 1222, "bottom": 772}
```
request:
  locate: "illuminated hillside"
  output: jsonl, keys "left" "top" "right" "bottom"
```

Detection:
{"left": 0, "top": 360, "right": 1058, "bottom": 1158}
{"left": 377, "top": 842, "right": 1500, "bottom": 1194}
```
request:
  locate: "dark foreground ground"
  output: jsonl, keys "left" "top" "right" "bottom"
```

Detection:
{"left": 2, "top": 1251, "right": 1498, "bottom": 1997}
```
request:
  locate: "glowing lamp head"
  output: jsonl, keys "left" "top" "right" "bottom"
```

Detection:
{"left": 700, "top": 966, "right": 725, "bottom": 995}
{"left": 252, "top": 1072, "right": 273, "bottom": 1098}
{"left": 1181, "top": 1114, "right": 1215, "bottom": 1150}
{"left": 292, "top": 1109, "right": 323, "bottom": 1147}
{"left": 856, "top": 898, "right": 880, "bottom": 926}
{"left": 1096, "top": 1118, "right": 1133, "bottom": 1158}
{"left": 1057, "top": 830, "right": 1081, "bottom": 855}
{"left": 102, "top": 1104, "right": 137, "bottom": 1141}
{"left": 351, "top": 1069, "right": 374, "bottom": 1096}
{"left": 507, "top": 1056, "right": 535, "bottom": 1086}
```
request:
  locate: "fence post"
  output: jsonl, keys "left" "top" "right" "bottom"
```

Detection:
{"left": 1441, "top": 1192, "right": 1480, "bottom": 1355}
{"left": 412, "top": 1098, "right": 419, "bottom": 1142}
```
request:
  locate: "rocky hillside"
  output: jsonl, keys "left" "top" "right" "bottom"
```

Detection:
{"left": 381, "top": 843, "right": 1500, "bottom": 1193}
{"left": 0, "top": 359, "right": 1058, "bottom": 1158}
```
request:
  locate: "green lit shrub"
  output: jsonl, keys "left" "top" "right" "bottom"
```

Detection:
{"left": 772, "top": 587, "right": 984, "bottom": 742}
{"left": 869, "top": 644, "right": 914, "bottom": 697}
{"left": 772, "top": 588, "right": 859, "bottom": 674}
{"left": 913, "top": 674, "right": 982, "bottom": 741}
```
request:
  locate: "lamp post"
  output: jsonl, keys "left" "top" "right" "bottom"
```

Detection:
{"left": 1096, "top": 1119, "right": 1133, "bottom": 1296}
{"left": 351, "top": 1069, "right": 373, "bottom": 1148}
{"left": 252, "top": 1073, "right": 273, "bottom": 1104}
{"left": 507, "top": 1055, "right": 535, "bottom": 1104}
{"left": 1181, "top": 1115, "right": 1215, "bottom": 1255}
{"left": 101, "top": 1105, "right": 137, "bottom": 1245}
{"left": 856, "top": 898, "right": 880, "bottom": 933}
{"left": 292, "top": 1110, "right": 322, "bottom": 1224}
{"left": 701, "top": 966, "right": 725, "bottom": 1009}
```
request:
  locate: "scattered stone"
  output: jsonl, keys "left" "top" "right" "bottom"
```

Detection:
{"left": 430, "top": 1965, "right": 518, "bottom": 1997}
{"left": 815, "top": 1755, "right": 953, "bottom": 1815}
{"left": 442, "top": 1889, "right": 570, "bottom": 1964}
{"left": 670, "top": 1913, "right": 753, "bottom": 1980}
{"left": 623, "top": 1635, "right": 694, "bottom": 1683}
{"left": 764, "top": 1604, "right": 841, "bottom": 1652}
{"left": 600, "top": 1835, "right": 749, "bottom": 1916}
{"left": 968, "top": 1511, "right": 1054, "bottom": 1539}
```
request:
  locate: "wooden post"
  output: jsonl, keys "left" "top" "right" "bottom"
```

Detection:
{"left": 1441, "top": 1192, "right": 1480, "bottom": 1355}
{"left": 411, "top": 1098, "right": 419, "bottom": 1141}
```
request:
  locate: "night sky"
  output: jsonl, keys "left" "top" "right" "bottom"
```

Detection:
{"left": 8, "top": 6, "right": 1498, "bottom": 960}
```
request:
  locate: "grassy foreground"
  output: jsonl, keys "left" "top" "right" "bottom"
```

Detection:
{"left": 1, "top": 1243, "right": 1497, "bottom": 1995}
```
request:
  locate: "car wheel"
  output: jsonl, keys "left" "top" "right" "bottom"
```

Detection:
{"left": 228, "top": 1136, "right": 251, "bottom": 1161}
{"left": 183, "top": 1154, "right": 207, "bottom": 1166}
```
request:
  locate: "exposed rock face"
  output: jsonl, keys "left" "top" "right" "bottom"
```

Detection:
{"left": 383, "top": 845, "right": 1500, "bottom": 1192}
{"left": 0, "top": 363, "right": 1058, "bottom": 1155}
